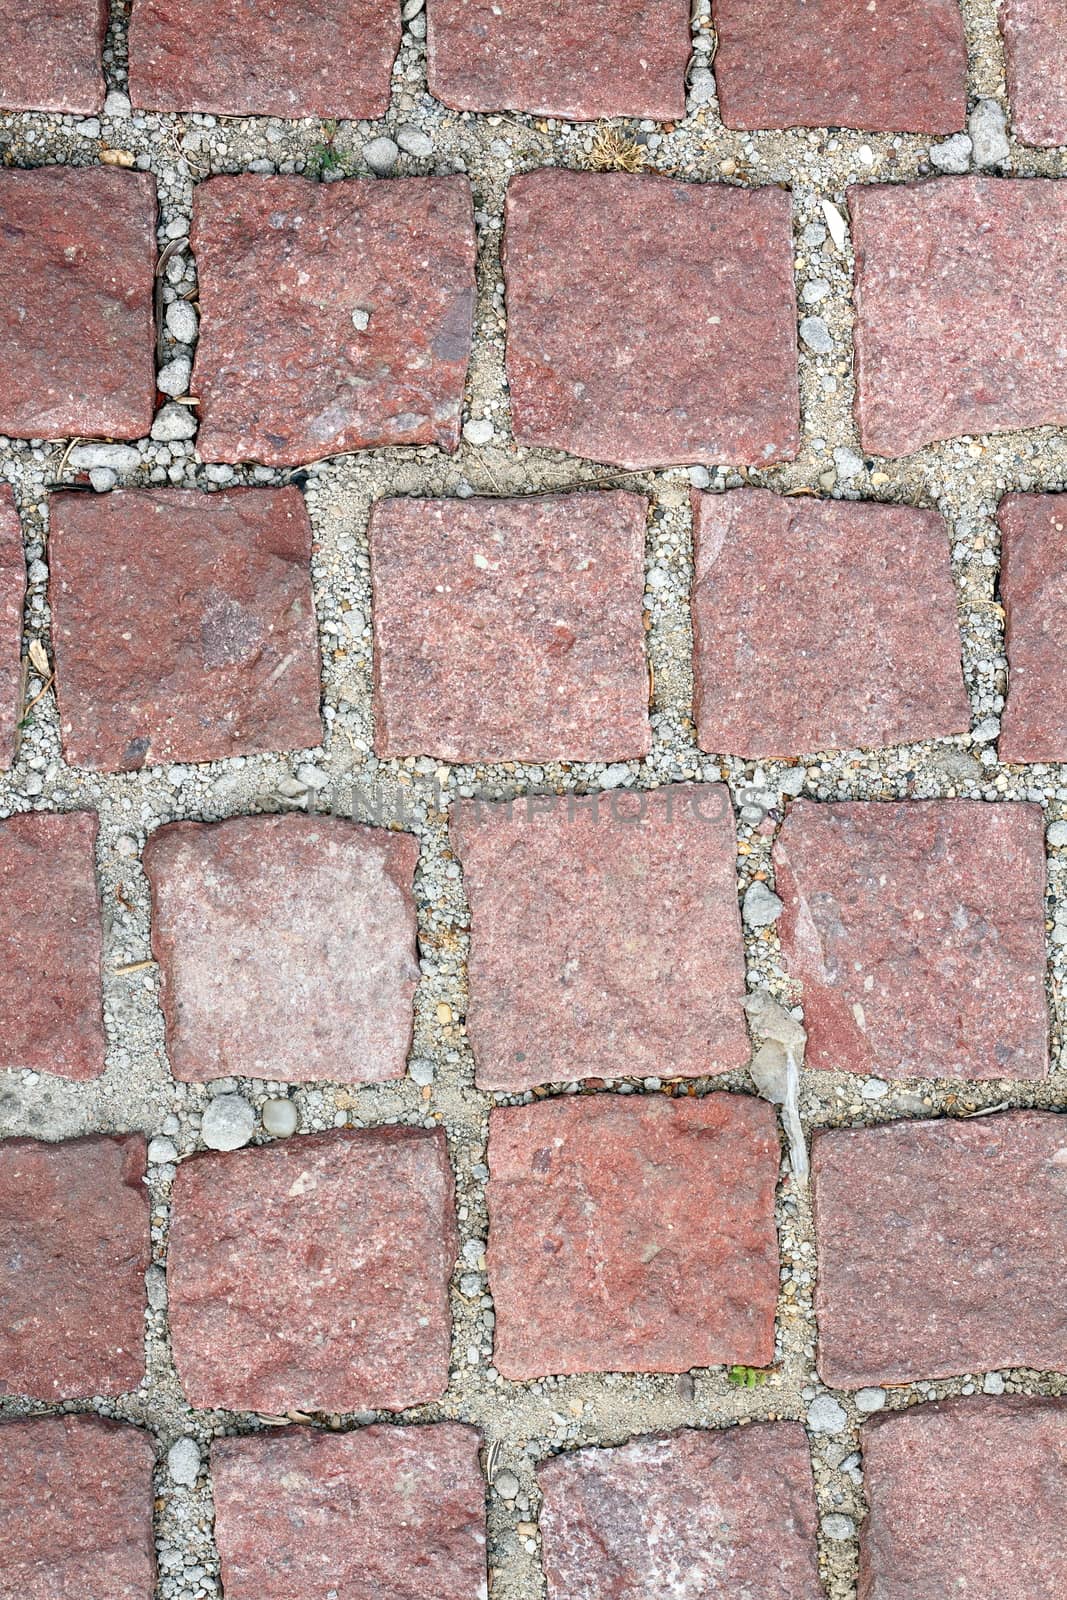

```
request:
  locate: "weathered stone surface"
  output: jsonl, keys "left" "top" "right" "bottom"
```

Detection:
{"left": 129, "top": 0, "right": 400, "bottom": 119}
{"left": 0, "top": 1135, "right": 148, "bottom": 1399}
{"left": 191, "top": 176, "right": 476, "bottom": 466}
{"left": 0, "top": 486, "right": 25, "bottom": 769}
{"left": 370, "top": 491, "right": 651, "bottom": 762}
{"left": 0, "top": 811, "right": 106, "bottom": 1078}
{"left": 712, "top": 0, "right": 967, "bottom": 132}
{"left": 50, "top": 487, "right": 321, "bottom": 769}
{"left": 0, "top": 167, "right": 156, "bottom": 442}
{"left": 1002, "top": 0, "right": 1067, "bottom": 147}
{"left": 813, "top": 1112, "right": 1067, "bottom": 1385}
{"left": 774, "top": 801, "right": 1048, "bottom": 1079}
{"left": 0, "top": 0, "right": 108, "bottom": 113}
{"left": 858, "top": 1397, "right": 1067, "bottom": 1600}
{"left": 998, "top": 493, "right": 1067, "bottom": 762}
{"left": 504, "top": 171, "right": 800, "bottom": 469}
{"left": 487, "top": 1094, "right": 780, "bottom": 1377}
{"left": 691, "top": 490, "right": 969, "bottom": 755}
{"left": 452, "top": 783, "right": 747, "bottom": 1089}
{"left": 539, "top": 1424, "right": 821, "bottom": 1600}
{"left": 427, "top": 0, "right": 690, "bottom": 120}
{"left": 168, "top": 1128, "right": 455, "bottom": 1411}
{"left": 144, "top": 814, "right": 419, "bottom": 1083}
{"left": 212, "top": 1424, "right": 486, "bottom": 1600}
{"left": 851, "top": 178, "right": 1067, "bottom": 456}
{"left": 0, "top": 1415, "right": 155, "bottom": 1600}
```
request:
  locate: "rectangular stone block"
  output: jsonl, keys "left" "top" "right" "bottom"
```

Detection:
{"left": 1001, "top": 0, "right": 1067, "bottom": 147}
{"left": 998, "top": 493, "right": 1067, "bottom": 762}
{"left": 0, "top": 485, "right": 25, "bottom": 769}
{"left": 0, "top": 0, "right": 108, "bottom": 113}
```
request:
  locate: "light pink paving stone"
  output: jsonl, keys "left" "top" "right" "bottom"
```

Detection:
{"left": 212, "top": 1424, "right": 487, "bottom": 1600}
{"left": 858, "top": 1397, "right": 1067, "bottom": 1600}
{"left": 851, "top": 178, "right": 1067, "bottom": 457}
{"left": 487, "top": 1094, "right": 780, "bottom": 1379}
{"left": 49, "top": 487, "right": 322, "bottom": 770}
{"left": 144, "top": 814, "right": 419, "bottom": 1083}
{"left": 0, "top": 1416, "right": 156, "bottom": 1600}
{"left": 813, "top": 1111, "right": 1067, "bottom": 1386}
{"left": 998, "top": 493, "right": 1067, "bottom": 762}
{"left": 0, "top": 484, "right": 25, "bottom": 768}
{"left": 504, "top": 170, "right": 800, "bottom": 470}
{"left": 369, "top": 491, "right": 651, "bottom": 762}
{"left": 129, "top": 0, "right": 400, "bottom": 119}
{"left": 538, "top": 1424, "right": 822, "bottom": 1600}
{"left": 774, "top": 800, "right": 1048, "bottom": 1080}
{"left": 191, "top": 175, "right": 476, "bottom": 467}
{"left": 427, "top": 0, "right": 690, "bottom": 120}
{"left": 168, "top": 1128, "right": 456, "bottom": 1412}
{"left": 0, "top": 0, "right": 108, "bottom": 113}
{"left": 691, "top": 489, "right": 969, "bottom": 756}
{"left": 0, "top": 1135, "right": 149, "bottom": 1400}
{"left": 451, "top": 783, "right": 748, "bottom": 1090}
{"left": 1002, "top": 0, "right": 1067, "bottom": 147}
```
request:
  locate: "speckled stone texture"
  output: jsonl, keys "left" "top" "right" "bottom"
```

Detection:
{"left": 538, "top": 1424, "right": 822, "bottom": 1600}
{"left": 858, "top": 1397, "right": 1067, "bottom": 1600}
{"left": 774, "top": 800, "right": 1048, "bottom": 1080}
{"left": 129, "top": 0, "right": 400, "bottom": 118}
{"left": 851, "top": 178, "right": 1067, "bottom": 457}
{"left": 504, "top": 170, "right": 800, "bottom": 469}
{"left": 998, "top": 494, "right": 1067, "bottom": 762}
{"left": 168, "top": 1128, "right": 455, "bottom": 1412}
{"left": 0, "top": 0, "right": 108, "bottom": 112}
{"left": 144, "top": 814, "right": 419, "bottom": 1083}
{"left": 370, "top": 491, "right": 651, "bottom": 762}
{"left": 0, "top": 1135, "right": 148, "bottom": 1400}
{"left": 49, "top": 487, "right": 322, "bottom": 770}
{"left": 452, "top": 783, "right": 748, "bottom": 1090}
{"left": 0, "top": 166, "right": 156, "bottom": 441}
{"left": 813, "top": 1112, "right": 1067, "bottom": 1386}
{"left": 691, "top": 490, "right": 969, "bottom": 756}
{"left": 0, "top": 485, "right": 25, "bottom": 768}
{"left": 1002, "top": 0, "right": 1067, "bottom": 147}
{"left": 0, "top": 810, "right": 105, "bottom": 1078}
{"left": 487, "top": 1094, "right": 780, "bottom": 1378}
{"left": 212, "top": 1425, "right": 487, "bottom": 1600}
{"left": 427, "top": 0, "right": 690, "bottom": 120}
{"left": 191, "top": 175, "right": 476, "bottom": 466}
{"left": 0, "top": 1416, "right": 156, "bottom": 1600}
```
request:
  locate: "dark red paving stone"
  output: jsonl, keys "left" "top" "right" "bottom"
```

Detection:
{"left": 998, "top": 493, "right": 1067, "bottom": 763}
{"left": 427, "top": 0, "right": 690, "bottom": 121}
{"left": 858, "top": 1397, "right": 1067, "bottom": 1600}
{"left": 0, "top": 810, "right": 105, "bottom": 1078}
{"left": 144, "top": 814, "right": 419, "bottom": 1084}
{"left": 168, "top": 1128, "right": 456, "bottom": 1412}
{"left": 0, "top": 0, "right": 108, "bottom": 113}
{"left": 49, "top": 487, "right": 321, "bottom": 770}
{"left": 487, "top": 1094, "right": 780, "bottom": 1379}
{"left": 370, "top": 491, "right": 651, "bottom": 762}
{"left": 851, "top": 178, "right": 1067, "bottom": 457}
{"left": 191, "top": 175, "right": 476, "bottom": 467}
{"left": 0, "top": 167, "right": 156, "bottom": 442}
{"left": 0, "top": 1135, "right": 148, "bottom": 1400}
{"left": 129, "top": 0, "right": 400, "bottom": 119}
{"left": 691, "top": 489, "right": 969, "bottom": 756}
{"left": 813, "top": 1111, "right": 1067, "bottom": 1386}
{"left": 774, "top": 800, "right": 1048, "bottom": 1080}
{"left": 0, "top": 1415, "right": 155, "bottom": 1600}
{"left": 538, "top": 1423, "right": 822, "bottom": 1600}
{"left": 1002, "top": 0, "right": 1067, "bottom": 147}
{"left": 451, "top": 782, "right": 748, "bottom": 1090}
{"left": 212, "top": 1424, "right": 486, "bottom": 1600}
{"left": 503, "top": 170, "right": 800, "bottom": 470}
{"left": 0, "top": 485, "right": 25, "bottom": 769}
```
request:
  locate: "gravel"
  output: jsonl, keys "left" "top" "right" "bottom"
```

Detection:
{"left": 362, "top": 135, "right": 400, "bottom": 174}
{"left": 929, "top": 132, "right": 973, "bottom": 173}
{"left": 200, "top": 1094, "right": 256, "bottom": 1151}
{"left": 68, "top": 443, "right": 142, "bottom": 474}
{"left": 167, "top": 1437, "right": 201, "bottom": 1487}
{"left": 798, "top": 315, "right": 833, "bottom": 354}
{"left": 969, "top": 99, "right": 1011, "bottom": 166}
{"left": 165, "top": 301, "right": 198, "bottom": 344}
{"left": 156, "top": 356, "right": 192, "bottom": 398}
{"left": 807, "top": 1395, "right": 849, "bottom": 1434}
{"left": 150, "top": 402, "right": 198, "bottom": 442}
{"left": 261, "top": 1098, "right": 299, "bottom": 1137}
{"left": 742, "top": 880, "right": 784, "bottom": 926}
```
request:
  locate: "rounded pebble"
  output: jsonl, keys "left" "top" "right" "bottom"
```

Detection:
{"left": 262, "top": 1098, "right": 299, "bottom": 1138}
{"left": 201, "top": 1093, "right": 256, "bottom": 1151}
{"left": 363, "top": 136, "right": 399, "bottom": 175}
{"left": 167, "top": 1436, "right": 201, "bottom": 1487}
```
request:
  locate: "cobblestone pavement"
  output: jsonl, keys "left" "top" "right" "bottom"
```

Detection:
{"left": 1, "top": 1, "right": 1066, "bottom": 1598}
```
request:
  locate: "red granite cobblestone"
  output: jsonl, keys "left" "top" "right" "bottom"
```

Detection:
{"left": 1002, "top": 0, "right": 1067, "bottom": 147}
{"left": 998, "top": 493, "right": 1067, "bottom": 763}
{"left": 0, "top": 485, "right": 25, "bottom": 769}
{"left": 0, "top": 1, "right": 108, "bottom": 113}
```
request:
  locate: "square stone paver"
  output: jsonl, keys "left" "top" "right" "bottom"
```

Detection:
{"left": 212, "top": 1424, "right": 486, "bottom": 1600}
{"left": 774, "top": 800, "right": 1048, "bottom": 1080}
{"left": 168, "top": 1128, "right": 456, "bottom": 1412}
{"left": 503, "top": 170, "right": 800, "bottom": 469}
{"left": 451, "top": 783, "right": 748, "bottom": 1089}
{"left": 0, "top": 0, "right": 108, "bottom": 113}
{"left": 487, "top": 1094, "right": 780, "bottom": 1378}
{"left": 369, "top": 491, "right": 651, "bottom": 762}
{"left": 191, "top": 175, "right": 476, "bottom": 466}
{"left": 50, "top": 487, "right": 322, "bottom": 770}
{"left": 538, "top": 1424, "right": 821, "bottom": 1600}
{"left": 144, "top": 814, "right": 419, "bottom": 1083}
{"left": 998, "top": 493, "right": 1067, "bottom": 762}
{"left": 0, "top": 485, "right": 25, "bottom": 768}
{"left": 1001, "top": 0, "right": 1067, "bottom": 147}
{"left": 691, "top": 490, "right": 970, "bottom": 756}
{"left": 813, "top": 1111, "right": 1067, "bottom": 1385}
{"left": 0, "top": 166, "right": 156, "bottom": 441}
{"left": 0, "top": 1135, "right": 148, "bottom": 1400}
